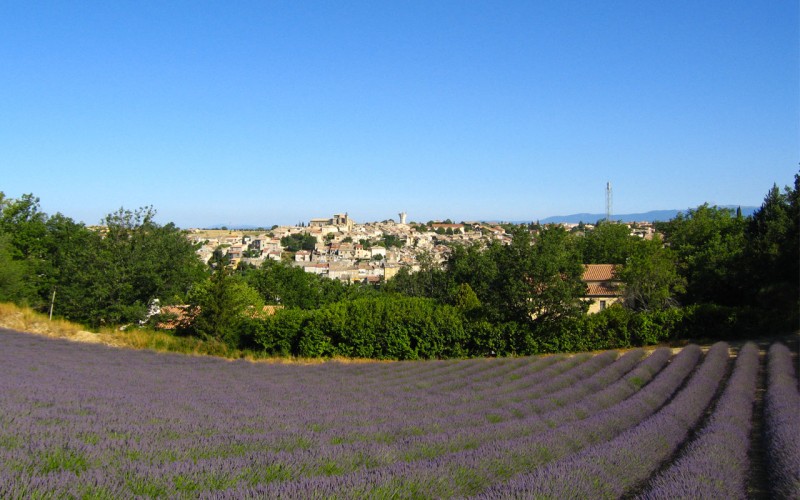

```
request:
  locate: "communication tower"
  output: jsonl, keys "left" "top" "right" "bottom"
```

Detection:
{"left": 605, "top": 182, "right": 613, "bottom": 222}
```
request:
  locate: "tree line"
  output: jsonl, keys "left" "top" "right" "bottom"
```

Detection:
{"left": 0, "top": 173, "right": 796, "bottom": 358}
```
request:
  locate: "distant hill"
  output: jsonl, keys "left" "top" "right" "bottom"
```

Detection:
{"left": 539, "top": 206, "right": 757, "bottom": 224}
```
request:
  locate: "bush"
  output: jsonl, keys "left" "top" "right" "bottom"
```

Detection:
{"left": 251, "top": 296, "right": 469, "bottom": 360}
{"left": 247, "top": 294, "right": 784, "bottom": 360}
{"left": 465, "top": 320, "right": 507, "bottom": 356}
{"left": 253, "top": 309, "right": 310, "bottom": 356}
{"left": 630, "top": 308, "right": 684, "bottom": 345}
{"left": 531, "top": 306, "right": 685, "bottom": 354}
{"left": 679, "top": 303, "right": 778, "bottom": 340}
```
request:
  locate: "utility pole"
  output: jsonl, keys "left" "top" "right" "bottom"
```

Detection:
{"left": 49, "top": 289, "right": 56, "bottom": 321}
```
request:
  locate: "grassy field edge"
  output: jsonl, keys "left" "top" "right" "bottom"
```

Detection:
{"left": 0, "top": 303, "right": 346, "bottom": 364}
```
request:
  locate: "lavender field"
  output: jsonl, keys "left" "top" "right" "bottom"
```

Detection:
{"left": 1, "top": 328, "right": 797, "bottom": 499}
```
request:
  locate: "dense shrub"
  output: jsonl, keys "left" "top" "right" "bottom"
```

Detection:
{"left": 226, "top": 288, "right": 785, "bottom": 360}
{"left": 249, "top": 309, "right": 310, "bottom": 356}
{"left": 251, "top": 296, "right": 469, "bottom": 360}
{"left": 680, "top": 303, "right": 773, "bottom": 340}
{"left": 628, "top": 307, "right": 685, "bottom": 345}
{"left": 246, "top": 300, "right": 698, "bottom": 360}
{"left": 530, "top": 306, "right": 685, "bottom": 355}
{"left": 464, "top": 320, "right": 509, "bottom": 356}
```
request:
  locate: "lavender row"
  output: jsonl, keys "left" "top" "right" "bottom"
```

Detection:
{"left": 267, "top": 347, "right": 654, "bottom": 484}
{"left": 424, "top": 354, "right": 559, "bottom": 394}
{"left": 376, "top": 348, "right": 648, "bottom": 460}
{"left": 0, "top": 330, "right": 703, "bottom": 498}
{"left": 328, "top": 349, "right": 639, "bottom": 464}
{"left": 403, "top": 351, "right": 616, "bottom": 431}
{"left": 405, "top": 354, "right": 582, "bottom": 421}
{"left": 0, "top": 332, "right": 606, "bottom": 497}
{"left": 0, "top": 345, "right": 659, "bottom": 498}
{"left": 365, "top": 354, "right": 537, "bottom": 394}
{"left": 240, "top": 352, "right": 607, "bottom": 444}
{"left": 72, "top": 349, "right": 636, "bottom": 488}
{"left": 478, "top": 342, "right": 730, "bottom": 499}
{"left": 764, "top": 342, "right": 800, "bottom": 499}
{"left": 377, "top": 354, "right": 554, "bottom": 396}
{"left": 0, "top": 332, "right": 579, "bottom": 434}
{"left": 321, "top": 354, "right": 565, "bottom": 422}
{"left": 227, "top": 354, "right": 595, "bottom": 445}
{"left": 639, "top": 342, "right": 759, "bottom": 499}
{"left": 213, "top": 347, "right": 698, "bottom": 497}
{"left": 302, "top": 348, "right": 649, "bottom": 468}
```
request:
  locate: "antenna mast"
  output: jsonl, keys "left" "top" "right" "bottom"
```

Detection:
{"left": 605, "top": 182, "right": 613, "bottom": 222}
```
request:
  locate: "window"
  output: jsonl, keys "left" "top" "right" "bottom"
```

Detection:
{"left": 599, "top": 300, "right": 607, "bottom": 311}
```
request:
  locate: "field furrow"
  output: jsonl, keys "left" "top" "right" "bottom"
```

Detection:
{"left": 764, "top": 342, "right": 800, "bottom": 499}
{"left": 638, "top": 342, "right": 759, "bottom": 499}
{"left": 0, "top": 328, "right": 795, "bottom": 499}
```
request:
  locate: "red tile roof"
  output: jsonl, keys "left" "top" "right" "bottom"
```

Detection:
{"left": 582, "top": 264, "right": 618, "bottom": 281}
{"left": 586, "top": 282, "right": 621, "bottom": 297}
{"left": 582, "top": 264, "right": 622, "bottom": 297}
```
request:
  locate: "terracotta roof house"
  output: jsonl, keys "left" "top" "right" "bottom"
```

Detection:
{"left": 582, "top": 264, "right": 623, "bottom": 314}
{"left": 295, "top": 250, "right": 312, "bottom": 262}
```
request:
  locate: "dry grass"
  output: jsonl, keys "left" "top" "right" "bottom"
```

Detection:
{"left": 0, "top": 303, "right": 87, "bottom": 338}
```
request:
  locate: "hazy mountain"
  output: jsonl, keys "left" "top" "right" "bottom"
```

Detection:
{"left": 538, "top": 206, "right": 757, "bottom": 224}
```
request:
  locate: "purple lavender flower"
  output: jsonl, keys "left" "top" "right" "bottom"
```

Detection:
{"left": 639, "top": 342, "right": 760, "bottom": 499}
{"left": 3, "top": 326, "right": 775, "bottom": 500}
{"left": 479, "top": 342, "right": 729, "bottom": 498}
{"left": 764, "top": 342, "right": 800, "bottom": 499}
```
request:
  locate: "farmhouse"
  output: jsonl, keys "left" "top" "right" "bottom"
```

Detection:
{"left": 582, "top": 264, "right": 623, "bottom": 314}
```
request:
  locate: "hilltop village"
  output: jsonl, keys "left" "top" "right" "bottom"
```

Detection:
{"left": 187, "top": 213, "right": 656, "bottom": 284}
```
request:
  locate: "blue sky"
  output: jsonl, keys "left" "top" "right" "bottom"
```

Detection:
{"left": 1, "top": 1, "right": 797, "bottom": 227}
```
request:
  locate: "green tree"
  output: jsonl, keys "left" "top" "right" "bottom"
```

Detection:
{"left": 463, "top": 227, "right": 586, "bottom": 329}
{"left": 0, "top": 234, "right": 26, "bottom": 302}
{"left": 38, "top": 214, "right": 103, "bottom": 321}
{"left": 0, "top": 197, "right": 206, "bottom": 325}
{"left": 0, "top": 193, "right": 49, "bottom": 304}
{"left": 617, "top": 237, "right": 685, "bottom": 311}
{"left": 447, "top": 242, "right": 499, "bottom": 316}
{"left": 580, "top": 221, "right": 637, "bottom": 264}
{"left": 523, "top": 226, "right": 588, "bottom": 329}
{"left": 0, "top": 193, "right": 48, "bottom": 261}
{"left": 188, "top": 256, "right": 264, "bottom": 347}
{"left": 382, "top": 234, "right": 403, "bottom": 248}
{"left": 743, "top": 174, "right": 799, "bottom": 328}
{"left": 280, "top": 233, "right": 316, "bottom": 252}
{"left": 246, "top": 259, "right": 347, "bottom": 309}
{"left": 657, "top": 203, "right": 746, "bottom": 306}
{"left": 453, "top": 282, "right": 481, "bottom": 314}
{"left": 89, "top": 207, "right": 206, "bottom": 325}
{"left": 384, "top": 251, "right": 451, "bottom": 303}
